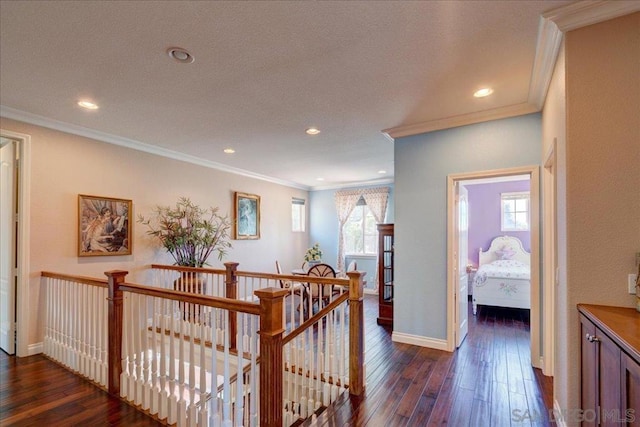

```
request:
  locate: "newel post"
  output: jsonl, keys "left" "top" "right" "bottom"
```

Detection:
{"left": 225, "top": 262, "right": 239, "bottom": 350}
{"left": 254, "top": 287, "right": 288, "bottom": 427}
{"left": 347, "top": 271, "right": 365, "bottom": 396}
{"left": 106, "top": 270, "right": 128, "bottom": 397}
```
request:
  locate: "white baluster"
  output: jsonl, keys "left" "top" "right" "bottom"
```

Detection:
{"left": 100, "top": 286, "right": 108, "bottom": 387}
{"left": 77, "top": 284, "right": 85, "bottom": 377}
{"left": 159, "top": 298, "right": 169, "bottom": 421}
{"left": 168, "top": 298, "right": 178, "bottom": 425}
{"left": 178, "top": 301, "right": 186, "bottom": 418}
{"left": 126, "top": 294, "right": 136, "bottom": 401}
{"left": 198, "top": 319, "right": 208, "bottom": 425}
{"left": 132, "top": 294, "right": 143, "bottom": 405}
{"left": 119, "top": 291, "right": 128, "bottom": 399}
{"left": 209, "top": 308, "right": 221, "bottom": 427}
{"left": 188, "top": 321, "right": 197, "bottom": 421}
{"left": 307, "top": 326, "right": 314, "bottom": 418}
{"left": 323, "top": 310, "right": 332, "bottom": 405}
{"left": 141, "top": 294, "right": 151, "bottom": 410}
{"left": 222, "top": 311, "right": 232, "bottom": 426}
{"left": 340, "top": 303, "right": 346, "bottom": 389}
{"left": 43, "top": 279, "right": 49, "bottom": 355}
{"left": 150, "top": 296, "right": 160, "bottom": 416}
{"left": 249, "top": 315, "right": 258, "bottom": 427}
{"left": 91, "top": 284, "right": 99, "bottom": 382}
{"left": 235, "top": 313, "right": 244, "bottom": 424}
{"left": 64, "top": 279, "right": 70, "bottom": 365}
{"left": 316, "top": 314, "right": 324, "bottom": 410}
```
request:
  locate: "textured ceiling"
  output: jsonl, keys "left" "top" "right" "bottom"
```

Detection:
{"left": 0, "top": 0, "right": 576, "bottom": 189}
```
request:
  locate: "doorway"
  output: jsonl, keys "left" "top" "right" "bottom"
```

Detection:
{"left": 447, "top": 165, "right": 541, "bottom": 369}
{"left": 0, "top": 138, "right": 17, "bottom": 354}
{"left": 0, "top": 129, "right": 30, "bottom": 357}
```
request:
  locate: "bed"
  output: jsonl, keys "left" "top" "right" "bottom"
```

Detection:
{"left": 472, "top": 235, "right": 530, "bottom": 315}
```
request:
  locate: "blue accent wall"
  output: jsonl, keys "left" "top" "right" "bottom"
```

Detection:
{"left": 394, "top": 113, "right": 541, "bottom": 340}
{"left": 309, "top": 184, "right": 394, "bottom": 285}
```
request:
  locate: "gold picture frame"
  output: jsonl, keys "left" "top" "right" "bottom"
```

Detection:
{"left": 233, "top": 192, "right": 260, "bottom": 240}
{"left": 78, "top": 194, "right": 132, "bottom": 256}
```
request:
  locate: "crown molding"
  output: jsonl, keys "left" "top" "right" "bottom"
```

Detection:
{"left": 309, "top": 177, "right": 394, "bottom": 192}
{"left": 0, "top": 106, "right": 310, "bottom": 191}
{"left": 543, "top": 0, "right": 640, "bottom": 32}
{"left": 528, "top": 15, "right": 563, "bottom": 110}
{"left": 382, "top": 102, "right": 538, "bottom": 140}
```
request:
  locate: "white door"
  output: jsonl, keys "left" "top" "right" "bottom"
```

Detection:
{"left": 0, "top": 140, "right": 16, "bottom": 354}
{"left": 456, "top": 183, "right": 469, "bottom": 347}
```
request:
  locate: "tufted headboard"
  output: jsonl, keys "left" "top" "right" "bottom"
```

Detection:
{"left": 478, "top": 235, "right": 530, "bottom": 267}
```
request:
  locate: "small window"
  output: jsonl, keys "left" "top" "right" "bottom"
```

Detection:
{"left": 292, "top": 198, "right": 305, "bottom": 232}
{"left": 501, "top": 192, "right": 530, "bottom": 231}
{"left": 344, "top": 198, "right": 377, "bottom": 255}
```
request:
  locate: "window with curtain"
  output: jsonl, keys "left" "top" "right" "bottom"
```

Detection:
{"left": 344, "top": 197, "right": 377, "bottom": 255}
{"left": 334, "top": 186, "right": 388, "bottom": 278}
{"left": 291, "top": 197, "right": 305, "bottom": 232}
{"left": 501, "top": 191, "right": 530, "bottom": 231}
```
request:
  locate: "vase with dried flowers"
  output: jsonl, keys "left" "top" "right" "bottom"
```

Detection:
{"left": 138, "top": 197, "right": 232, "bottom": 303}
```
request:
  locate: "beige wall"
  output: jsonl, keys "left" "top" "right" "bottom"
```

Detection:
{"left": 0, "top": 117, "right": 310, "bottom": 348}
{"left": 560, "top": 12, "right": 639, "bottom": 423}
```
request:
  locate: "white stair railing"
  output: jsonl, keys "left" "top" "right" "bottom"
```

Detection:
{"left": 42, "top": 272, "right": 109, "bottom": 388}
{"left": 42, "top": 265, "right": 366, "bottom": 427}
{"left": 117, "top": 282, "right": 260, "bottom": 427}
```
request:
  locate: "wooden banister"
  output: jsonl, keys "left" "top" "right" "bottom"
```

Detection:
{"left": 254, "top": 287, "right": 288, "bottom": 427}
{"left": 225, "top": 262, "right": 239, "bottom": 351}
{"left": 105, "top": 270, "right": 128, "bottom": 397}
{"left": 41, "top": 271, "right": 108, "bottom": 287}
{"left": 347, "top": 270, "right": 365, "bottom": 396}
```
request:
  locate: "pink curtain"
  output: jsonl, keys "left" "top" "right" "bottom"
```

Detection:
{"left": 334, "top": 190, "right": 361, "bottom": 272}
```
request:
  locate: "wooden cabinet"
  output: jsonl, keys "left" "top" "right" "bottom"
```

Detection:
{"left": 622, "top": 352, "right": 640, "bottom": 426}
{"left": 579, "top": 304, "right": 640, "bottom": 426}
{"left": 377, "top": 224, "right": 393, "bottom": 326}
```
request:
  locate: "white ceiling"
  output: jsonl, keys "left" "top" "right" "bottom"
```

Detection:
{"left": 0, "top": 1, "right": 629, "bottom": 190}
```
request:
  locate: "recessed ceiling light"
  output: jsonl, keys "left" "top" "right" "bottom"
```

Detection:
{"left": 77, "top": 100, "right": 99, "bottom": 110}
{"left": 378, "top": 170, "right": 387, "bottom": 174}
{"left": 473, "top": 88, "right": 493, "bottom": 98}
{"left": 223, "top": 148, "right": 235, "bottom": 154}
{"left": 167, "top": 47, "right": 195, "bottom": 64}
{"left": 316, "top": 177, "right": 325, "bottom": 181}
{"left": 306, "top": 127, "right": 321, "bottom": 135}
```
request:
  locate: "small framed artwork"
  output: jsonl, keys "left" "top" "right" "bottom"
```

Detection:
{"left": 78, "top": 194, "right": 132, "bottom": 256}
{"left": 234, "top": 192, "right": 260, "bottom": 240}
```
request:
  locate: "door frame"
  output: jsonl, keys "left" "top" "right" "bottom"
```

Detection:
{"left": 446, "top": 165, "right": 541, "bottom": 369}
{"left": 542, "top": 139, "right": 557, "bottom": 376}
{"left": 0, "top": 129, "right": 31, "bottom": 357}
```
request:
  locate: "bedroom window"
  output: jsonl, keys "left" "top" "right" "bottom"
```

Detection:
{"left": 344, "top": 198, "right": 377, "bottom": 255}
{"left": 291, "top": 198, "right": 305, "bottom": 232}
{"left": 501, "top": 192, "right": 530, "bottom": 231}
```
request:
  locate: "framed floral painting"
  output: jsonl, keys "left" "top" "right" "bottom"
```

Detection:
{"left": 233, "top": 192, "right": 260, "bottom": 240}
{"left": 78, "top": 194, "right": 132, "bottom": 256}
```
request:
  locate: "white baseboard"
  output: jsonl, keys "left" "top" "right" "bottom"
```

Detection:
{"left": 553, "top": 399, "right": 567, "bottom": 427}
{"left": 28, "top": 342, "right": 43, "bottom": 356}
{"left": 363, "top": 288, "right": 377, "bottom": 295}
{"left": 391, "top": 331, "right": 449, "bottom": 351}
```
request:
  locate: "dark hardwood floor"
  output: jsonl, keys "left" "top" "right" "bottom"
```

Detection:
{"left": 0, "top": 295, "right": 553, "bottom": 426}
{"left": 0, "top": 351, "right": 162, "bottom": 426}
{"left": 310, "top": 295, "right": 554, "bottom": 426}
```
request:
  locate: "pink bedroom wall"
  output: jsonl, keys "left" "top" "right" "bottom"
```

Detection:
{"left": 466, "top": 179, "right": 531, "bottom": 267}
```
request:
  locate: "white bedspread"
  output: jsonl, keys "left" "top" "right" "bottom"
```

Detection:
{"left": 474, "top": 260, "right": 530, "bottom": 286}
